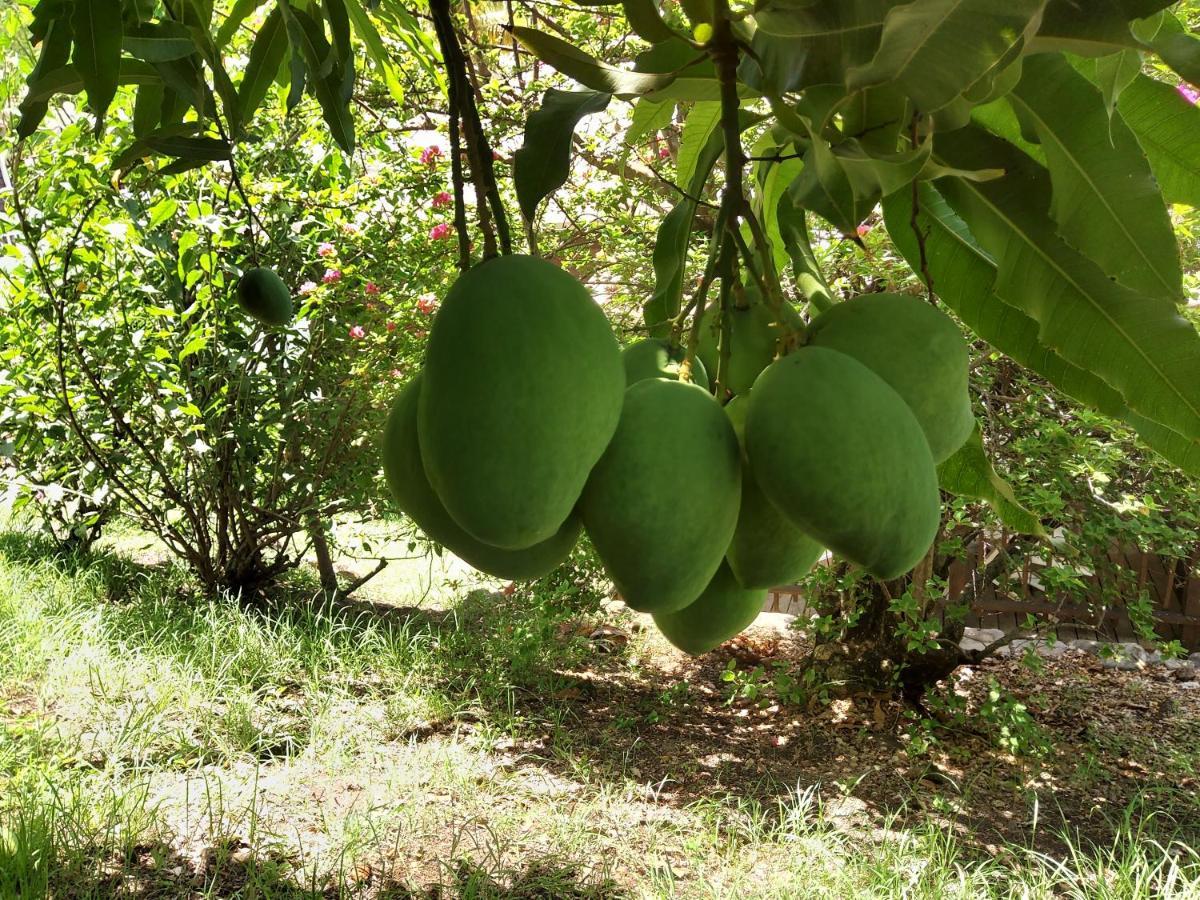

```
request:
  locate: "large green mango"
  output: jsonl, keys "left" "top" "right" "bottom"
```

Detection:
{"left": 697, "top": 296, "right": 803, "bottom": 395}
{"left": 728, "top": 467, "right": 824, "bottom": 589}
{"left": 419, "top": 255, "right": 624, "bottom": 550}
{"left": 723, "top": 394, "right": 823, "bottom": 589}
{"left": 580, "top": 379, "right": 741, "bottom": 614}
{"left": 237, "top": 267, "right": 293, "bottom": 326}
{"left": 746, "top": 347, "right": 939, "bottom": 580}
{"left": 382, "top": 376, "right": 580, "bottom": 580}
{"left": 653, "top": 561, "right": 765, "bottom": 655}
{"left": 622, "top": 339, "right": 710, "bottom": 390}
{"left": 810, "top": 293, "right": 972, "bottom": 462}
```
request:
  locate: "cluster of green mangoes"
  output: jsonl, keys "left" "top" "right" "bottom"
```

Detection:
{"left": 236, "top": 267, "right": 294, "bottom": 326}
{"left": 381, "top": 254, "right": 971, "bottom": 655}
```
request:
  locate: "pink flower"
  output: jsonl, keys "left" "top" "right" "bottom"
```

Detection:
{"left": 386, "top": 321, "right": 397, "bottom": 333}
{"left": 658, "top": 146, "right": 670, "bottom": 159}
{"left": 349, "top": 325, "right": 366, "bottom": 339}
{"left": 419, "top": 145, "right": 442, "bottom": 166}
{"left": 1178, "top": 83, "right": 1200, "bottom": 105}
{"left": 323, "top": 268, "right": 342, "bottom": 284}
{"left": 391, "top": 368, "right": 405, "bottom": 379}
{"left": 417, "top": 293, "right": 437, "bottom": 315}
{"left": 429, "top": 223, "right": 453, "bottom": 241}
{"left": 856, "top": 223, "right": 871, "bottom": 238}
{"left": 432, "top": 191, "right": 452, "bottom": 209}
{"left": 364, "top": 281, "right": 380, "bottom": 295}
{"left": 299, "top": 280, "right": 318, "bottom": 295}
{"left": 492, "top": 150, "right": 502, "bottom": 161}
{"left": 317, "top": 242, "right": 335, "bottom": 257}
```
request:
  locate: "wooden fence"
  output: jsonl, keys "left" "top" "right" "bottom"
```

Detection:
{"left": 764, "top": 540, "right": 1200, "bottom": 650}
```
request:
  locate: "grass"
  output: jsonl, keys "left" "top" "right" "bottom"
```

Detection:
{"left": 1, "top": 531, "right": 1199, "bottom": 897}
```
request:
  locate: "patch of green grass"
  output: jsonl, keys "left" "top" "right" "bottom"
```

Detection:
{"left": 3, "top": 533, "right": 1200, "bottom": 897}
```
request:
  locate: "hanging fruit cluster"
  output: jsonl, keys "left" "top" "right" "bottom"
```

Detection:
{"left": 381, "top": 252, "right": 972, "bottom": 655}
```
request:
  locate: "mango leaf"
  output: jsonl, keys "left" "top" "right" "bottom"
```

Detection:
{"left": 645, "top": 110, "right": 760, "bottom": 333}
{"left": 752, "top": 0, "right": 889, "bottom": 92}
{"left": 508, "top": 25, "right": 672, "bottom": 96}
{"left": 848, "top": 0, "right": 1046, "bottom": 113}
{"left": 738, "top": 29, "right": 810, "bottom": 96}
{"left": 624, "top": 96, "right": 674, "bottom": 150}
{"left": 281, "top": 2, "right": 355, "bottom": 152}
{"left": 939, "top": 424, "right": 1045, "bottom": 536}
{"left": 788, "top": 137, "right": 877, "bottom": 235}
{"left": 1092, "top": 48, "right": 1142, "bottom": 122}
{"left": 71, "top": 0, "right": 123, "bottom": 130}
{"left": 21, "top": 58, "right": 161, "bottom": 104}
{"left": 239, "top": 6, "right": 288, "bottom": 123}
{"left": 935, "top": 126, "right": 1200, "bottom": 443}
{"left": 1008, "top": 55, "right": 1181, "bottom": 304}
{"left": 885, "top": 178, "right": 1200, "bottom": 476}
{"left": 122, "top": 22, "right": 196, "bottom": 62}
{"left": 513, "top": 89, "right": 611, "bottom": 221}
{"left": 324, "top": 0, "right": 354, "bottom": 102}
{"left": 623, "top": 0, "right": 677, "bottom": 43}
{"left": 17, "top": 15, "right": 73, "bottom": 139}
{"left": 343, "top": 0, "right": 404, "bottom": 104}
{"left": 216, "top": 0, "right": 272, "bottom": 48}
{"left": 1031, "top": 0, "right": 1145, "bottom": 55}
{"left": 132, "top": 79, "right": 164, "bottom": 136}
{"left": 776, "top": 194, "right": 834, "bottom": 314}
{"left": 675, "top": 101, "right": 721, "bottom": 190}
{"left": 882, "top": 183, "right": 1126, "bottom": 418}
{"left": 1114, "top": 74, "right": 1200, "bottom": 208}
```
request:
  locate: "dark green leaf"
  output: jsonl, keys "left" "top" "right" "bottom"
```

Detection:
{"left": 752, "top": 0, "right": 889, "bottom": 90}
{"left": 21, "top": 58, "right": 160, "bottom": 103}
{"left": 938, "top": 424, "right": 1046, "bottom": 536}
{"left": 935, "top": 126, "right": 1200, "bottom": 442}
{"left": 848, "top": 0, "right": 1045, "bottom": 113}
{"left": 122, "top": 22, "right": 196, "bottom": 62}
{"left": 513, "top": 88, "right": 611, "bottom": 221}
{"left": 1114, "top": 73, "right": 1200, "bottom": 208}
{"left": 1009, "top": 54, "right": 1181, "bottom": 304}
{"left": 132, "top": 79, "right": 164, "bottom": 136}
{"left": 144, "top": 134, "right": 232, "bottom": 160}
{"left": 17, "top": 15, "right": 73, "bottom": 139}
{"left": 508, "top": 25, "right": 673, "bottom": 96}
{"left": 776, "top": 195, "right": 834, "bottom": 314}
{"left": 216, "top": 0, "right": 271, "bottom": 48}
{"left": 622, "top": 0, "right": 677, "bottom": 43}
{"left": 71, "top": 0, "right": 123, "bottom": 129}
{"left": 239, "top": 6, "right": 288, "bottom": 123}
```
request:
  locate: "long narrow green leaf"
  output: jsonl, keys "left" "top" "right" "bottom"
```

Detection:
{"left": 216, "top": 0, "right": 271, "bottom": 48}
{"left": 21, "top": 58, "right": 161, "bottom": 103}
{"left": 122, "top": 22, "right": 196, "bottom": 62}
{"left": 1114, "top": 73, "right": 1200, "bottom": 208}
{"left": 1009, "top": 54, "right": 1181, "bottom": 304}
{"left": 751, "top": 0, "right": 889, "bottom": 90}
{"left": 17, "top": 15, "right": 73, "bottom": 138}
{"left": 513, "top": 89, "right": 611, "bottom": 221}
{"left": 938, "top": 424, "right": 1046, "bottom": 536}
{"left": 675, "top": 101, "right": 721, "bottom": 190}
{"left": 848, "top": 0, "right": 1046, "bottom": 113}
{"left": 508, "top": 25, "right": 673, "bottom": 96}
{"left": 342, "top": 0, "right": 404, "bottom": 103}
{"left": 239, "top": 6, "right": 288, "bottom": 123}
{"left": 935, "top": 127, "right": 1200, "bottom": 442}
{"left": 71, "top": 0, "right": 123, "bottom": 129}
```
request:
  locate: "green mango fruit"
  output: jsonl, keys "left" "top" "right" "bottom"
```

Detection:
{"left": 746, "top": 347, "right": 939, "bottom": 580}
{"left": 728, "top": 467, "right": 824, "bottom": 589}
{"left": 420, "top": 255, "right": 624, "bottom": 550}
{"left": 382, "top": 375, "right": 580, "bottom": 580}
{"left": 810, "top": 292, "right": 972, "bottom": 462}
{"left": 237, "top": 267, "right": 293, "bottom": 326}
{"left": 580, "top": 379, "right": 741, "bottom": 614}
{"left": 723, "top": 392, "right": 824, "bottom": 589}
{"left": 622, "top": 338, "right": 711, "bottom": 390}
{"left": 697, "top": 295, "right": 802, "bottom": 395}
{"left": 653, "top": 561, "right": 765, "bottom": 655}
